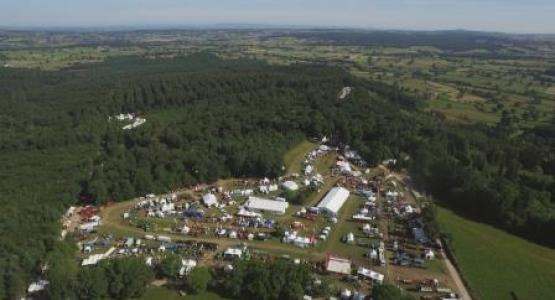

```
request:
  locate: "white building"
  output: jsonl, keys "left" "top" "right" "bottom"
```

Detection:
{"left": 317, "top": 187, "right": 350, "bottom": 216}
{"left": 202, "top": 193, "right": 218, "bottom": 207}
{"left": 245, "top": 196, "right": 289, "bottom": 215}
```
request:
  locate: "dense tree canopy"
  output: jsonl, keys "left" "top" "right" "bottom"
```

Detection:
{"left": 219, "top": 259, "right": 312, "bottom": 300}
{"left": 186, "top": 266, "right": 212, "bottom": 294}
{"left": 372, "top": 283, "right": 416, "bottom": 300}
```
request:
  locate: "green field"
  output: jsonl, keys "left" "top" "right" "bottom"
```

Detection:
{"left": 437, "top": 207, "right": 555, "bottom": 300}
{"left": 426, "top": 97, "right": 500, "bottom": 124}
{"left": 283, "top": 140, "right": 317, "bottom": 174}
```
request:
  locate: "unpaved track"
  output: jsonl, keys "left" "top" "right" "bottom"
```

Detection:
{"left": 440, "top": 241, "right": 473, "bottom": 300}
{"left": 100, "top": 199, "right": 325, "bottom": 260}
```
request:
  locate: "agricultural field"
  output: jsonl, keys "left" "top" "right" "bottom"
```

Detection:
{"left": 437, "top": 207, "right": 555, "bottom": 300}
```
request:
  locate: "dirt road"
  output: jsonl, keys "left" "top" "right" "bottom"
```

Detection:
{"left": 99, "top": 199, "right": 326, "bottom": 260}
{"left": 441, "top": 246, "right": 473, "bottom": 300}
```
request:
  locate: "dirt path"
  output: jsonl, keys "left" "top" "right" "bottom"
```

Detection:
{"left": 100, "top": 199, "right": 326, "bottom": 260}
{"left": 441, "top": 246, "right": 473, "bottom": 300}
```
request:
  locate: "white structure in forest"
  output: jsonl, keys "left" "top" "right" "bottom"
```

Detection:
{"left": 317, "top": 187, "right": 350, "bottom": 216}
{"left": 338, "top": 87, "right": 352, "bottom": 100}
{"left": 122, "top": 117, "right": 146, "bottom": 130}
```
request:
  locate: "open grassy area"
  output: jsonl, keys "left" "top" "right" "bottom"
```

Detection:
{"left": 318, "top": 195, "right": 373, "bottom": 264}
{"left": 437, "top": 207, "right": 555, "bottom": 300}
{"left": 283, "top": 140, "right": 317, "bottom": 174}
{"left": 426, "top": 97, "right": 500, "bottom": 124}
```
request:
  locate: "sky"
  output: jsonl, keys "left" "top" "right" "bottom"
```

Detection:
{"left": 0, "top": 0, "right": 553, "bottom": 34}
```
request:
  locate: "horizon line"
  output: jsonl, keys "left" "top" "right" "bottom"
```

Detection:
{"left": 1, "top": 23, "right": 554, "bottom": 36}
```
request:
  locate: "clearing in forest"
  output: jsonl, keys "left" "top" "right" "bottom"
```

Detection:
{"left": 283, "top": 140, "right": 317, "bottom": 174}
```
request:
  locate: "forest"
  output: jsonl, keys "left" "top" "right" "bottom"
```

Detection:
{"left": 277, "top": 30, "right": 532, "bottom": 51}
{"left": 0, "top": 53, "right": 553, "bottom": 299}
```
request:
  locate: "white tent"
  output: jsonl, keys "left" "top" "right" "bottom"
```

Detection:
{"left": 224, "top": 248, "right": 243, "bottom": 259}
{"left": 357, "top": 267, "right": 384, "bottom": 284}
{"left": 340, "top": 288, "right": 352, "bottom": 299}
{"left": 317, "top": 187, "right": 350, "bottom": 216}
{"left": 282, "top": 180, "right": 299, "bottom": 191}
{"left": 346, "top": 232, "right": 355, "bottom": 244}
{"left": 28, "top": 280, "right": 49, "bottom": 293}
{"left": 145, "top": 257, "right": 153, "bottom": 266}
{"left": 369, "top": 249, "right": 378, "bottom": 260}
{"left": 81, "top": 247, "right": 115, "bottom": 266}
{"left": 245, "top": 196, "right": 289, "bottom": 214}
{"left": 362, "top": 223, "right": 372, "bottom": 234}
{"left": 424, "top": 249, "right": 435, "bottom": 260}
{"left": 326, "top": 256, "right": 352, "bottom": 275}
{"left": 237, "top": 208, "right": 262, "bottom": 218}
{"left": 336, "top": 161, "right": 352, "bottom": 174}
{"left": 202, "top": 193, "right": 218, "bottom": 207}
{"left": 179, "top": 259, "right": 197, "bottom": 276}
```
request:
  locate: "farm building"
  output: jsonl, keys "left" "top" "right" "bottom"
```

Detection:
{"left": 245, "top": 196, "right": 289, "bottom": 215}
{"left": 325, "top": 256, "right": 352, "bottom": 275}
{"left": 317, "top": 187, "right": 350, "bottom": 216}
{"left": 202, "top": 193, "right": 218, "bottom": 207}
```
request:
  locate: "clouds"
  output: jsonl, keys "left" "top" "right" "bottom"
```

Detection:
{"left": 0, "top": 0, "right": 553, "bottom": 33}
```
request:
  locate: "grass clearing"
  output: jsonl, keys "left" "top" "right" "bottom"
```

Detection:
{"left": 437, "top": 207, "right": 555, "bottom": 300}
{"left": 426, "top": 97, "right": 500, "bottom": 124}
{"left": 319, "top": 195, "right": 372, "bottom": 264}
{"left": 315, "top": 152, "right": 337, "bottom": 175}
{"left": 283, "top": 140, "right": 317, "bottom": 174}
